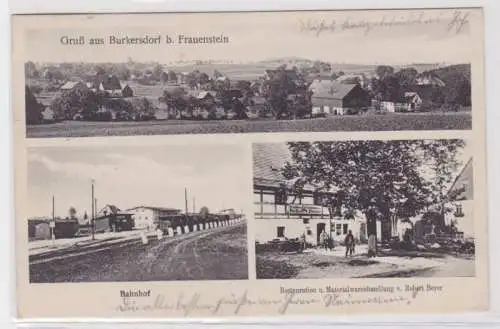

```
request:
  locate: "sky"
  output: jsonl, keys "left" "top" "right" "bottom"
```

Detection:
{"left": 19, "top": 8, "right": 480, "bottom": 65}
{"left": 27, "top": 144, "right": 249, "bottom": 219}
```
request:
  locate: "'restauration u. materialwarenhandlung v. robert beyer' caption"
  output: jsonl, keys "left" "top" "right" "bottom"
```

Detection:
{"left": 115, "top": 284, "right": 444, "bottom": 316}
{"left": 60, "top": 34, "right": 231, "bottom": 46}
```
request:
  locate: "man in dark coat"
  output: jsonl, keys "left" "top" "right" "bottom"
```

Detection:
{"left": 344, "top": 230, "right": 355, "bottom": 257}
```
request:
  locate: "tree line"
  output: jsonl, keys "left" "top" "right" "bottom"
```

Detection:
{"left": 281, "top": 139, "right": 467, "bottom": 242}
{"left": 25, "top": 85, "right": 156, "bottom": 124}
{"left": 370, "top": 65, "right": 471, "bottom": 110}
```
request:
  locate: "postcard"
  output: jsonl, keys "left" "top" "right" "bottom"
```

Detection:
{"left": 12, "top": 7, "right": 488, "bottom": 319}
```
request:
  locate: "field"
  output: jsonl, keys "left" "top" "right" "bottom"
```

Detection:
{"left": 167, "top": 62, "right": 443, "bottom": 80}
{"left": 26, "top": 112, "right": 472, "bottom": 138}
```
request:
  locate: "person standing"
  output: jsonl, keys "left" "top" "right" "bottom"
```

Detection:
{"left": 367, "top": 233, "right": 377, "bottom": 258}
{"left": 320, "top": 230, "right": 329, "bottom": 251}
{"left": 344, "top": 230, "right": 355, "bottom": 257}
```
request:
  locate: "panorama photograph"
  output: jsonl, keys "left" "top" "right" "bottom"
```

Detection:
{"left": 23, "top": 10, "right": 474, "bottom": 138}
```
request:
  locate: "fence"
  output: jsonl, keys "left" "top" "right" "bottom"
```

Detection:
{"left": 155, "top": 214, "right": 244, "bottom": 236}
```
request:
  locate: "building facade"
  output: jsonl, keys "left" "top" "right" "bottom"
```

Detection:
{"left": 253, "top": 143, "right": 366, "bottom": 246}
{"left": 95, "top": 204, "right": 134, "bottom": 232}
{"left": 445, "top": 158, "right": 474, "bottom": 239}
{"left": 126, "top": 206, "right": 182, "bottom": 230}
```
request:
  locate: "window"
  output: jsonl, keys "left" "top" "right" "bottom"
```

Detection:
{"left": 313, "top": 193, "right": 323, "bottom": 206}
{"left": 455, "top": 204, "right": 464, "bottom": 217}
{"left": 336, "top": 224, "right": 342, "bottom": 235}
{"left": 303, "top": 218, "right": 310, "bottom": 224}
{"left": 275, "top": 189, "right": 287, "bottom": 205}
{"left": 262, "top": 193, "right": 274, "bottom": 203}
{"left": 307, "top": 229, "right": 312, "bottom": 235}
{"left": 277, "top": 226, "right": 285, "bottom": 238}
{"left": 343, "top": 224, "right": 348, "bottom": 235}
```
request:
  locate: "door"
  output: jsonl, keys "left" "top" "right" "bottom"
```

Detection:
{"left": 316, "top": 223, "right": 326, "bottom": 245}
{"left": 359, "top": 223, "right": 367, "bottom": 242}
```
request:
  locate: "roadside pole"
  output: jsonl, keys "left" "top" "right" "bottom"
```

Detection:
{"left": 51, "top": 195, "right": 55, "bottom": 247}
{"left": 91, "top": 179, "right": 95, "bottom": 241}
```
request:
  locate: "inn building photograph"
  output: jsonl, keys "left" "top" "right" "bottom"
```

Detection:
{"left": 253, "top": 140, "right": 475, "bottom": 280}
{"left": 253, "top": 143, "right": 366, "bottom": 246}
{"left": 26, "top": 144, "right": 249, "bottom": 283}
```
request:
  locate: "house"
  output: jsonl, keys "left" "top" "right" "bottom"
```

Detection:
{"left": 309, "top": 79, "right": 335, "bottom": 94}
{"left": 264, "top": 69, "right": 299, "bottom": 81}
{"left": 253, "top": 143, "right": 366, "bottom": 246}
{"left": 120, "top": 83, "right": 134, "bottom": 98}
{"left": 60, "top": 81, "right": 89, "bottom": 92}
{"left": 310, "top": 82, "right": 370, "bottom": 116}
{"left": 403, "top": 92, "right": 423, "bottom": 112}
{"left": 195, "top": 90, "right": 217, "bottom": 101}
{"left": 416, "top": 73, "right": 446, "bottom": 87}
{"left": 217, "top": 208, "right": 236, "bottom": 217}
{"left": 85, "top": 82, "right": 98, "bottom": 92}
{"left": 155, "top": 103, "right": 169, "bottom": 120}
{"left": 41, "top": 106, "right": 55, "bottom": 122}
{"left": 126, "top": 206, "right": 182, "bottom": 230}
{"left": 250, "top": 81, "right": 265, "bottom": 96}
{"left": 95, "top": 204, "right": 134, "bottom": 232}
{"left": 246, "top": 96, "right": 269, "bottom": 118}
{"left": 92, "top": 74, "right": 133, "bottom": 97}
{"left": 445, "top": 158, "right": 474, "bottom": 239}
{"left": 307, "top": 75, "right": 334, "bottom": 84}
{"left": 28, "top": 218, "right": 52, "bottom": 240}
{"left": 379, "top": 101, "right": 396, "bottom": 113}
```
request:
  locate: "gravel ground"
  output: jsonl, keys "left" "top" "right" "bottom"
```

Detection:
{"left": 256, "top": 248, "right": 475, "bottom": 279}
{"left": 30, "top": 223, "right": 248, "bottom": 283}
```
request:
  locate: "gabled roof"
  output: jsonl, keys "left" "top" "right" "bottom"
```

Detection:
{"left": 94, "top": 74, "right": 122, "bottom": 91}
{"left": 126, "top": 206, "right": 182, "bottom": 213}
{"left": 98, "top": 204, "right": 121, "bottom": 215}
{"left": 404, "top": 92, "right": 422, "bottom": 102}
{"left": 60, "top": 81, "right": 86, "bottom": 90}
{"left": 416, "top": 73, "right": 446, "bottom": 87}
{"left": 120, "top": 83, "right": 130, "bottom": 90}
{"left": 250, "top": 96, "right": 268, "bottom": 106}
{"left": 196, "top": 91, "right": 216, "bottom": 99}
{"left": 265, "top": 69, "right": 299, "bottom": 80}
{"left": 253, "top": 143, "right": 291, "bottom": 184}
{"left": 336, "top": 74, "right": 364, "bottom": 83}
{"left": 311, "top": 81, "right": 359, "bottom": 100}
{"left": 448, "top": 158, "right": 473, "bottom": 201}
{"left": 253, "top": 143, "right": 329, "bottom": 193}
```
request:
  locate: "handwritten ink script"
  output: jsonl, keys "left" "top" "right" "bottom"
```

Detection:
{"left": 299, "top": 10, "right": 470, "bottom": 37}
{"left": 115, "top": 283, "right": 444, "bottom": 316}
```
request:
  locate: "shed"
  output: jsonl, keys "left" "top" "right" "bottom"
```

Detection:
{"left": 403, "top": 92, "right": 423, "bottom": 112}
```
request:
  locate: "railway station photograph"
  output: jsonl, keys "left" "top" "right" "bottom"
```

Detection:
{"left": 26, "top": 143, "right": 249, "bottom": 283}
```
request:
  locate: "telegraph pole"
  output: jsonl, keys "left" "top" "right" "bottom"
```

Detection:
{"left": 91, "top": 179, "right": 95, "bottom": 240}
{"left": 51, "top": 195, "right": 55, "bottom": 246}
{"left": 184, "top": 188, "right": 188, "bottom": 215}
